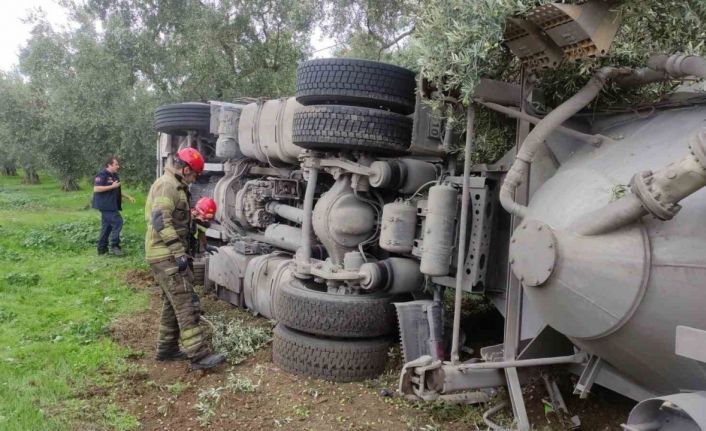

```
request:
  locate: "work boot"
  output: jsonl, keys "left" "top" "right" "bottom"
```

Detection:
{"left": 97, "top": 248, "right": 108, "bottom": 255}
{"left": 109, "top": 246, "right": 123, "bottom": 256}
{"left": 189, "top": 353, "right": 226, "bottom": 371}
{"left": 156, "top": 349, "right": 188, "bottom": 362}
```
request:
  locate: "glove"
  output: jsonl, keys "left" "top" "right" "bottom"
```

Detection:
{"left": 205, "top": 245, "right": 219, "bottom": 255}
{"left": 176, "top": 255, "right": 189, "bottom": 272}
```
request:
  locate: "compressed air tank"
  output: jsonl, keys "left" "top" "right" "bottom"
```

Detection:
{"left": 420, "top": 184, "right": 458, "bottom": 276}
{"left": 238, "top": 97, "right": 302, "bottom": 165}
{"left": 379, "top": 200, "right": 417, "bottom": 253}
{"left": 512, "top": 105, "right": 706, "bottom": 396}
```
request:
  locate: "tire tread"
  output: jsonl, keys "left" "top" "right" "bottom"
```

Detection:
{"left": 272, "top": 325, "right": 390, "bottom": 382}
{"left": 292, "top": 105, "right": 411, "bottom": 155}
{"left": 296, "top": 59, "right": 416, "bottom": 114}
{"left": 275, "top": 278, "right": 396, "bottom": 338}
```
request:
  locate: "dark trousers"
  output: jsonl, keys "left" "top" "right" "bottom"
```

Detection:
{"left": 98, "top": 210, "right": 123, "bottom": 250}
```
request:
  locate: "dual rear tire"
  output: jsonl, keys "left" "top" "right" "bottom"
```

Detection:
{"left": 272, "top": 324, "right": 391, "bottom": 383}
{"left": 272, "top": 278, "right": 396, "bottom": 382}
{"left": 271, "top": 59, "right": 418, "bottom": 382}
{"left": 293, "top": 58, "right": 416, "bottom": 156}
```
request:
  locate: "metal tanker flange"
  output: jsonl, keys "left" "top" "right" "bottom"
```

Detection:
{"left": 630, "top": 170, "right": 681, "bottom": 221}
{"left": 509, "top": 219, "right": 557, "bottom": 287}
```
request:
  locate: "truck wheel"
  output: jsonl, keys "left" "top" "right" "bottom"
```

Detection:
{"left": 275, "top": 278, "right": 396, "bottom": 338}
{"left": 296, "top": 58, "right": 416, "bottom": 115}
{"left": 154, "top": 102, "right": 211, "bottom": 135}
{"left": 272, "top": 324, "right": 391, "bottom": 382}
{"left": 292, "top": 105, "right": 412, "bottom": 156}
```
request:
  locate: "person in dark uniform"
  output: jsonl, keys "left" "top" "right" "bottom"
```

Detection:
{"left": 92, "top": 156, "right": 136, "bottom": 255}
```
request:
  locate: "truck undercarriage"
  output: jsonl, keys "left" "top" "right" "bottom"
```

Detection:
{"left": 153, "top": 2, "right": 706, "bottom": 429}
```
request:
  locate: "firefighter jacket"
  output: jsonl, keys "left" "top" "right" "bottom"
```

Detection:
{"left": 144, "top": 166, "right": 191, "bottom": 263}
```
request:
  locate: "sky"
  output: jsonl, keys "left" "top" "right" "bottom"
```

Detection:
{"left": 0, "top": 0, "right": 334, "bottom": 72}
{"left": 0, "top": 0, "right": 68, "bottom": 71}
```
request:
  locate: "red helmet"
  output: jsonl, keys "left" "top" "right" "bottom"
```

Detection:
{"left": 193, "top": 197, "right": 217, "bottom": 220}
{"left": 176, "top": 147, "right": 205, "bottom": 174}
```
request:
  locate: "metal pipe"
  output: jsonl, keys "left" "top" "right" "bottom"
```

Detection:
{"left": 249, "top": 233, "right": 299, "bottom": 252}
{"left": 476, "top": 99, "right": 606, "bottom": 146}
{"left": 571, "top": 193, "right": 646, "bottom": 236}
{"left": 648, "top": 53, "right": 706, "bottom": 80}
{"left": 564, "top": 55, "right": 706, "bottom": 236}
{"left": 613, "top": 68, "right": 670, "bottom": 87}
{"left": 500, "top": 67, "right": 630, "bottom": 219}
{"left": 456, "top": 352, "right": 586, "bottom": 371}
{"left": 572, "top": 128, "right": 706, "bottom": 235}
{"left": 483, "top": 402, "right": 510, "bottom": 431}
{"left": 266, "top": 201, "right": 304, "bottom": 224}
{"left": 451, "top": 106, "right": 475, "bottom": 364}
{"left": 297, "top": 166, "right": 319, "bottom": 273}
{"left": 443, "top": 119, "right": 456, "bottom": 175}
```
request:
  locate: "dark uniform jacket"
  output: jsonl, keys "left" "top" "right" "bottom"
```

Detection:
{"left": 92, "top": 169, "right": 122, "bottom": 211}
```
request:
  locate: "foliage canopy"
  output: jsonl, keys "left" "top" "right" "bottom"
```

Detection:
{"left": 1, "top": 0, "right": 706, "bottom": 183}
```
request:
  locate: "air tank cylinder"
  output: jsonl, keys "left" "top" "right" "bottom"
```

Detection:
{"left": 420, "top": 184, "right": 458, "bottom": 276}
{"left": 379, "top": 200, "right": 417, "bottom": 253}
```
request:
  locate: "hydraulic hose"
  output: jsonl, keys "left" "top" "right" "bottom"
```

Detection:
{"left": 500, "top": 67, "right": 630, "bottom": 218}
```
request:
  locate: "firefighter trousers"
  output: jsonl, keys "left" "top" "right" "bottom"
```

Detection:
{"left": 150, "top": 259, "right": 210, "bottom": 361}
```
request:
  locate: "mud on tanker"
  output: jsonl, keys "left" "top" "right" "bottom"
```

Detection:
{"left": 152, "top": 2, "right": 706, "bottom": 429}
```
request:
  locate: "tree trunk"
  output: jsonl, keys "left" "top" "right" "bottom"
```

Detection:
{"left": 1, "top": 161, "right": 17, "bottom": 176}
{"left": 60, "top": 177, "right": 80, "bottom": 191}
{"left": 23, "top": 167, "right": 40, "bottom": 184}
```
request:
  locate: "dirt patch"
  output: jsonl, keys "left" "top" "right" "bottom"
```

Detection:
{"left": 104, "top": 288, "right": 632, "bottom": 430}
{"left": 522, "top": 372, "right": 635, "bottom": 431}
{"left": 124, "top": 269, "right": 155, "bottom": 291}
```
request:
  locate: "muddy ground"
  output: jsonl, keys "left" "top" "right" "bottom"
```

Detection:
{"left": 103, "top": 271, "right": 634, "bottom": 430}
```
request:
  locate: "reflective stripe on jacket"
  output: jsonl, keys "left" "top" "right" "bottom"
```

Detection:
{"left": 144, "top": 166, "right": 191, "bottom": 263}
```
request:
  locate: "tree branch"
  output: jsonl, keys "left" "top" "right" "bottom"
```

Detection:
{"left": 377, "top": 25, "right": 415, "bottom": 60}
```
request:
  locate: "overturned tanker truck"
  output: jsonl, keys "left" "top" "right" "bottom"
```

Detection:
{"left": 153, "top": 1, "right": 706, "bottom": 429}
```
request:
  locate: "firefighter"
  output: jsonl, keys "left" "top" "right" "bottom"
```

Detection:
{"left": 190, "top": 197, "right": 219, "bottom": 256}
{"left": 144, "top": 148, "right": 225, "bottom": 370}
{"left": 188, "top": 197, "right": 219, "bottom": 313}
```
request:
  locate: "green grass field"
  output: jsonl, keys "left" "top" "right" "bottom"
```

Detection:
{"left": 0, "top": 173, "right": 149, "bottom": 430}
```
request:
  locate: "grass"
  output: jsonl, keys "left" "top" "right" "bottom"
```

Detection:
{"left": 0, "top": 172, "right": 149, "bottom": 430}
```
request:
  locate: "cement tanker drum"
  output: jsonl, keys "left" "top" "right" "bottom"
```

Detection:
{"left": 511, "top": 105, "right": 706, "bottom": 395}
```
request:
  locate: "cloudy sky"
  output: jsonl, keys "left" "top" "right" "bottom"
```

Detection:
{"left": 0, "top": 0, "right": 69, "bottom": 71}
{"left": 0, "top": 1, "right": 335, "bottom": 72}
